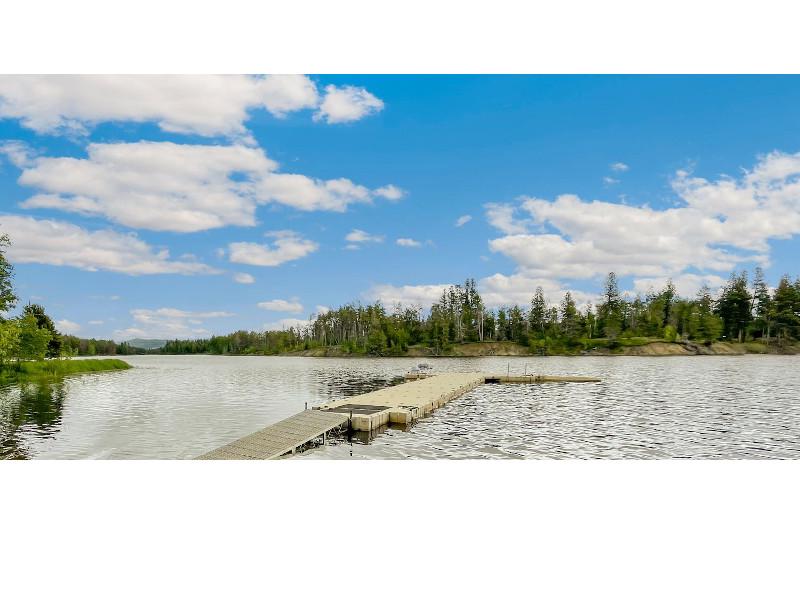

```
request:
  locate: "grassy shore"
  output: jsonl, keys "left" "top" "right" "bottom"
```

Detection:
{"left": 0, "top": 358, "right": 132, "bottom": 386}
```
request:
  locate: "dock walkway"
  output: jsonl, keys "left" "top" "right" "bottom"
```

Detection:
{"left": 195, "top": 409, "right": 348, "bottom": 460}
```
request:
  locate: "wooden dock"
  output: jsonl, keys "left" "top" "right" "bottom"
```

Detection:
{"left": 196, "top": 371, "right": 600, "bottom": 459}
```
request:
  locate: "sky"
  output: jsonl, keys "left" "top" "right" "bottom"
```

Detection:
{"left": 1, "top": 74, "right": 800, "bottom": 341}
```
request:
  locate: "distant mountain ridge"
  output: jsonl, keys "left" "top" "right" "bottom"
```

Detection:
{"left": 126, "top": 338, "right": 168, "bottom": 350}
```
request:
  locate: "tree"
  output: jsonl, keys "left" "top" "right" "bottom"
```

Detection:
{"left": 661, "top": 279, "right": 676, "bottom": 327}
{"left": 751, "top": 267, "right": 773, "bottom": 339}
{"left": 22, "top": 303, "right": 62, "bottom": 358}
{"left": 530, "top": 287, "right": 547, "bottom": 339}
{"left": 17, "top": 313, "right": 52, "bottom": 361}
{"left": 366, "top": 328, "right": 387, "bottom": 355}
{"left": 772, "top": 275, "right": 800, "bottom": 341}
{"left": 716, "top": 271, "right": 752, "bottom": 342}
{"left": 598, "top": 272, "right": 623, "bottom": 339}
{"left": 560, "top": 291, "right": 579, "bottom": 338}
{"left": 0, "top": 232, "right": 19, "bottom": 314}
{"left": 0, "top": 318, "right": 21, "bottom": 365}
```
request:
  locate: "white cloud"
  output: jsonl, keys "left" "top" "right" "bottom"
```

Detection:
{"left": 228, "top": 230, "right": 319, "bottom": 267}
{"left": 345, "top": 229, "right": 384, "bottom": 243}
{"left": 55, "top": 319, "right": 81, "bottom": 334}
{"left": 630, "top": 274, "right": 729, "bottom": 299}
{"left": 344, "top": 244, "right": 361, "bottom": 251}
{"left": 603, "top": 177, "right": 619, "bottom": 185}
{"left": 0, "top": 75, "right": 321, "bottom": 141}
{"left": 611, "top": 162, "right": 629, "bottom": 172}
{"left": 17, "top": 142, "right": 275, "bottom": 232}
{"left": 257, "top": 174, "right": 373, "bottom": 212}
{"left": 487, "top": 152, "right": 800, "bottom": 286}
{"left": 455, "top": 215, "right": 472, "bottom": 227}
{"left": 233, "top": 273, "right": 255, "bottom": 284}
{"left": 88, "top": 320, "right": 104, "bottom": 325}
{"left": 373, "top": 184, "right": 405, "bottom": 201}
{"left": 314, "top": 85, "right": 384, "bottom": 124}
{"left": 1, "top": 215, "right": 220, "bottom": 276}
{"left": 396, "top": 238, "right": 422, "bottom": 247}
{"left": 258, "top": 299, "right": 304, "bottom": 314}
{"left": 114, "top": 307, "right": 233, "bottom": 340}
{"left": 262, "top": 318, "right": 312, "bottom": 332}
{"left": 315, "top": 305, "right": 331, "bottom": 315}
{"left": 484, "top": 202, "right": 531, "bottom": 234}
{"left": 363, "top": 283, "right": 453, "bottom": 308}
{"left": 0, "top": 140, "right": 34, "bottom": 168}
{"left": 12, "top": 141, "right": 400, "bottom": 232}
{"left": 478, "top": 272, "right": 597, "bottom": 309}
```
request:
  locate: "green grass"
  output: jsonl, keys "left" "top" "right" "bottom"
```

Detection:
{"left": 0, "top": 358, "right": 132, "bottom": 386}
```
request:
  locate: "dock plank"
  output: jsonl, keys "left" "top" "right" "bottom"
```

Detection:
{"left": 195, "top": 409, "right": 349, "bottom": 460}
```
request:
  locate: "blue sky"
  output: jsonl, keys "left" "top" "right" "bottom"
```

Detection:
{"left": 1, "top": 75, "right": 800, "bottom": 341}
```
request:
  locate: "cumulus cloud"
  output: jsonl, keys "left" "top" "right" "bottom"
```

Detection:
{"left": 258, "top": 173, "right": 373, "bottom": 212}
{"left": 1, "top": 215, "right": 220, "bottom": 275}
{"left": 114, "top": 307, "right": 233, "bottom": 340}
{"left": 611, "top": 162, "right": 629, "bottom": 172}
{"left": 258, "top": 299, "right": 304, "bottom": 314}
{"left": 484, "top": 202, "right": 531, "bottom": 234}
{"left": 487, "top": 152, "right": 800, "bottom": 290}
{"left": 396, "top": 238, "right": 423, "bottom": 247}
{"left": 0, "top": 75, "right": 329, "bottom": 141}
{"left": 0, "top": 140, "right": 34, "bottom": 168}
{"left": 455, "top": 215, "right": 472, "bottom": 227}
{"left": 12, "top": 141, "right": 397, "bottom": 233}
{"left": 234, "top": 273, "right": 254, "bottom": 284}
{"left": 630, "top": 273, "right": 729, "bottom": 299}
{"left": 603, "top": 177, "right": 619, "bottom": 185}
{"left": 478, "top": 272, "right": 598, "bottom": 309}
{"left": 227, "top": 230, "right": 319, "bottom": 266}
{"left": 56, "top": 319, "right": 82, "bottom": 334}
{"left": 262, "top": 317, "right": 312, "bottom": 332}
{"left": 345, "top": 229, "right": 384, "bottom": 243}
{"left": 314, "top": 85, "right": 384, "bottom": 124}
{"left": 363, "top": 283, "right": 453, "bottom": 308}
{"left": 373, "top": 184, "right": 405, "bottom": 201}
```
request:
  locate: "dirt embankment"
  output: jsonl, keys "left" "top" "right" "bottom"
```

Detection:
{"left": 619, "top": 341, "right": 746, "bottom": 356}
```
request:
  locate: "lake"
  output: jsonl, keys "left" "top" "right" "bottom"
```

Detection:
{"left": 1, "top": 355, "right": 798, "bottom": 459}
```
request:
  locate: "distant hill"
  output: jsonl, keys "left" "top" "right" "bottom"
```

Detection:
{"left": 126, "top": 338, "right": 168, "bottom": 350}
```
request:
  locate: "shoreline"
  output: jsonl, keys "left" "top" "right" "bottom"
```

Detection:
{"left": 124, "top": 340, "right": 798, "bottom": 358}
{"left": 284, "top": 340, "right": 798, "bottom": 358}
{"left": 0, "top": 358, "right": 132, "bottom": 387}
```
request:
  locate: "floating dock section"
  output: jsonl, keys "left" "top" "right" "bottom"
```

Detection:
{"left": 196, "top": 372, "right": 600, "bottom": 459}
{"left": 195, "top": 410, "right": 349, "bottom": 460}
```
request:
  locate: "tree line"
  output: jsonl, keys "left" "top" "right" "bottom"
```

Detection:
{"left": 134, "top": 270, "right": 800, "bottom": 356}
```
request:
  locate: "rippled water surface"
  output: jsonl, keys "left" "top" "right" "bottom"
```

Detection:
{"left": 1, "top": 355, "right": 798, "bottom": 459}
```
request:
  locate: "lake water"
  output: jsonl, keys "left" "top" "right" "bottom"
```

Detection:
{"left": 1, "top": 355, "right": 798, "bottom": 459}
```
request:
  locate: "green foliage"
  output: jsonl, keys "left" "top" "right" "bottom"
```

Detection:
{"left": 0, "top": 232, "right": 19, "bottom": 313}
{"left": 0, "top": 318, "right": 21, "bottom": 364}
{"left": 22, "top": 303, "right": 62, "bottom": 358}
{"left": 17, "top": 313, "right": 52, "bottom": 361}
{"left": 662, "top": 325, "right": 679, "bottom": 342}
{"left": 366, "top": 328, "right": 388, "bottom": 355}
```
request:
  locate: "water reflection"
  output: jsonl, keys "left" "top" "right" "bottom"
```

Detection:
{"left": 0, "top": 382, "right": 65, "bottom": 459}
